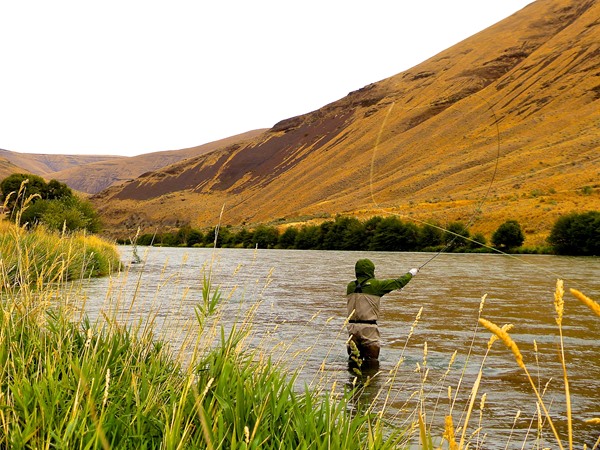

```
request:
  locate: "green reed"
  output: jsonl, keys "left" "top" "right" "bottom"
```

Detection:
{"left": 0, "top": 226, "right": 406, "bottom": 449}
{"left": 0, "top": 221, "right": 121, "bottom": 288}
{"left": 5, "top": 220, "right": 597, "bottom": 448}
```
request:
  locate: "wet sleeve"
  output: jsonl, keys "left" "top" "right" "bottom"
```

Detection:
{"left": 373, "top": 273, "right": 413, "bottom": 296}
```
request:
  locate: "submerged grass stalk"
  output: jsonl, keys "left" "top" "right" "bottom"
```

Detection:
{"left": 555, "top": 280, "right": 573, "bottom": 450}
{"left": 570, "top": 288, "right": 600, "bottom": 317}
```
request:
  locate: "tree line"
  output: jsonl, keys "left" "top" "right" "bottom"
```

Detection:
{"left": 131, "top": 216, "right": 526, "bottom": 253}
{"left": 131, "top": 212, "right": 600, "bottom": 256}
{"left": 3, "top": 174, "right": 597, "bottom": 256}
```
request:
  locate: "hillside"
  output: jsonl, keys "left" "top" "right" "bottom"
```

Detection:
{"left": 0, "top": 149, "right": 119, "bottom": 178}
{"left": 0, "top": 157, "right": 28, "bottom": 181}
{"left": 47, "top": 130, "right": 266, "bottom": 193}
{"left": 0, "top": 130, "right": 266, "bottom": 194}
{"left": 91, "top": 0, "right": 600, "bottom": 244}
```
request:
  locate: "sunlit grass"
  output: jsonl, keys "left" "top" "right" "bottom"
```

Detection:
{"left": 0, "top": 229, "right": 407, "bottom": 449}
{"left": 0, "top": 220, "right": 121, "bottom": 288}
{"left": 1, "top": 220, "right": 598, "bottom": 448}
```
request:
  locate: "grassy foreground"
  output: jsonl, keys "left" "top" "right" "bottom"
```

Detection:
{"left": 0, "top": 300, "right": 402, "bottom": 449}
{"left": 0, "top": 226, "right": 404, "bottom": 449}
{"left": 2, "top": 223, "right": 599, "bottom": 449}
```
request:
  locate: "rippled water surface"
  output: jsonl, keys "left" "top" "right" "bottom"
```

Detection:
{"left": 78, "top": 246, "right": 600, "bottom": 448}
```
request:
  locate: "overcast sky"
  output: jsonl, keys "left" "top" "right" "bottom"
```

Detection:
{"left": 1, "top": 1, "right": 534, "bottom": 157}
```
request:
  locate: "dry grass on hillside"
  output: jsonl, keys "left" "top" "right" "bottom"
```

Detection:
{"left": 92, "top": 0, "right": 600, "bottom": 242}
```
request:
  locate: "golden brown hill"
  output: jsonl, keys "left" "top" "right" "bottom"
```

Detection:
{"left": 0, "top": 157, "right": 28, "bottom": 181}
{"left": 47, "top": 130, "right": 266, "bottom": 193}
{"left": 92, "top": 0, "right": 600, "bottom": 244}
{"left": 0, "top": 149, "right": 119, "bottom": 178}
{"left": 0, "top": 130, "right": 265, "bottom": 194}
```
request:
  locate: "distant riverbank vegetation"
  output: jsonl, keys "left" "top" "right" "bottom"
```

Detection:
{"left": 125, "top": 211, "right": 599, "bottom": 256}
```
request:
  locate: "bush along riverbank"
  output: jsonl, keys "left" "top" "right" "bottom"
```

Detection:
{"left": 0, "top": 234, "right": 406, "bottom": 449}
{"left": 123, "top": 212, "right": 600, "bottom": 256}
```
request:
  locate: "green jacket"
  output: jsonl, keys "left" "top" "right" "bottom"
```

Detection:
{"left": 346, "top": 258, "right": 413, "bottom": 297}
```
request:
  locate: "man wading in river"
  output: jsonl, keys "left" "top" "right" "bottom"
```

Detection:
{"left": 346, "top": 259, "right": 418, "bottom": 361}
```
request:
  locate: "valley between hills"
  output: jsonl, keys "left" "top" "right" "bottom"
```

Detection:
{"left": 3, "top": 0, "right": 599, "bottom": 246}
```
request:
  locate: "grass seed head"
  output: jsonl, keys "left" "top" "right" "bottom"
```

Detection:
{"left": 514, "top": 410, "right": 521, "bottom": 423}
{"left": 479, "top": 293, "right": 487, "bottom": 314}
{"left": 102, "top": 368, "right": 111, "bottom": 408}
{"left": 487, "top": 323, "right": 514, "bottom": 350}
{"left": 554, "top": 279, "right": 564, "bottom": 326}
{"left": 479, "top": 318, "right": 524, "bottom": 369}
{"left": 570, "top": 288, "right": 600, "bottom": 318}
{"left": 444, "top": 415, "right": 458, "bottom": 450}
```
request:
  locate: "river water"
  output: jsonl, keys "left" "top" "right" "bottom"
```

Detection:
{"left": 76, "top": 246, "right": 599, "bottom": 449}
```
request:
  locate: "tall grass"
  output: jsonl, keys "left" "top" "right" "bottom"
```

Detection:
{"left": 2, "top": 219, "right": 598, "bottom": 448}
{"left": 342, "top": 281, "right": 600, "bottom": 449}
{"left": 469, "top": 280, "right": 600, "bottom": 450}
{"left": 0, "top": 228, "right": 406, "bottom": 448}
{"left": 0, "top": 220, "right": 121, "bottom": 287}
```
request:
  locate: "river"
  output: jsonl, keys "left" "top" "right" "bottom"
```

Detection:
{"left": 76, "top": 246, "right": 600, "bottom": 449}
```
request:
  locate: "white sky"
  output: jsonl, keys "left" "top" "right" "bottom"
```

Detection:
{"left": 1, "top": 1, "right": 534, "bottom": 157}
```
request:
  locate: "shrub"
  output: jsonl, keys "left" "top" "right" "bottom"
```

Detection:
{"left": 369, "top": 217, "right": 419, "bottom": 252}
{"left": 252, "top": 225, "right": 280, "bottom": 249}
{"left": 278, "top": 227, "right": 299, "bottom": 249}
{"left": 547, "top": 211, "right": 600, "bottom": 256}
{"left": 294, "top": 225, "right": 321, "bottom": 250}
{"left": 443, "top": 221, "right": 470, "bottom": 251}
{"left": 1, "top": 175, "right": 101, "bottom": 233}
{"left": 41, "top": 197, "right": 102, "bottom": 233}
{"left": 0, "top": 173, "right": 48, "bottom": 212}
{"left": 187, "top": 228, "right": 204, "bottom": 246}
{"left": 492, "top": 220, "right": 525, "bottom": 251}
{"left": 418, "top": 222, "right": 444, "bottom": 249}
{"left": 1, "top": 174, "right": 72, "bottom": 212}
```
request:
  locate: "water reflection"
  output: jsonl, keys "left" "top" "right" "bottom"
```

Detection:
{"left": 77, "top": 246, "right": 600, "bottom": 448}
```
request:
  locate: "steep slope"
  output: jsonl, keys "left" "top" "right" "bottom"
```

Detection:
{"left": 92, "top": 0, "right": 600, "bottom": 243}
{"left": 47, "top": 129, "right": 266, "bottom": 193}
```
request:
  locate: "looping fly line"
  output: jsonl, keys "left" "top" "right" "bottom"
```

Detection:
{"left": 367, "top": 94, "right": 593, "bottom": 291}
{"left": 369, "top": 95, "right": 501, "bottom": 269}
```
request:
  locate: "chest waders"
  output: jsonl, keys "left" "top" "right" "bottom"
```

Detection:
{"left": 346, "top": 280, "right": 381, "bottom": 360}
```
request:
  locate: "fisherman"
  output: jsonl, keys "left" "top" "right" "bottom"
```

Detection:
{"left": 346, "top": 258, "right": 418, "bottom": 361}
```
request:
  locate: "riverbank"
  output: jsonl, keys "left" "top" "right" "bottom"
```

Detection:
{"left": 0, "top": 221, "right": 121, "bottom": 286}
{"left": 0, "top": 232, "right": 405, "bottom": 448}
